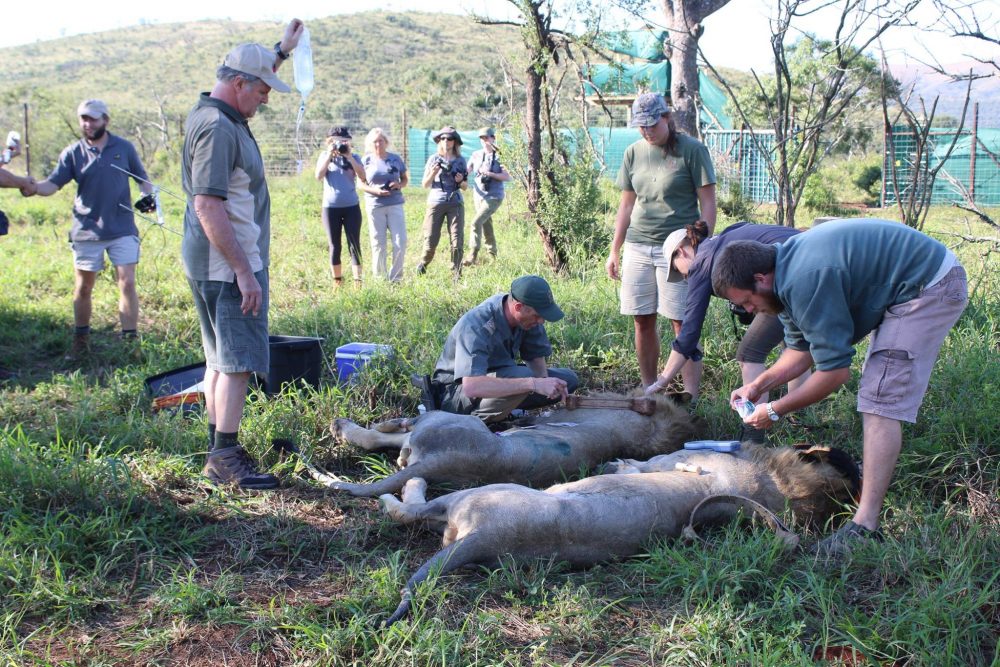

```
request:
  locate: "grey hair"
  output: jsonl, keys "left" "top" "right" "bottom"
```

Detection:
{"left": 711, "top": 240, "right": 777, "bottom": 295}
{"left": 216, "top": 65, "right": 261, "bottom": 85}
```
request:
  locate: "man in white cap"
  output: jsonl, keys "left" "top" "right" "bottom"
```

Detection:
{"left": 181, "top": 19, "right": 304, "bottom": 490}
{"left": 23, "top": 99, "right": 154, "bottom": 357}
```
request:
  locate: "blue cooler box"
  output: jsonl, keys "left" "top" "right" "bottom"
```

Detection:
{"left": 335, "top": 343, "right": 395, "bottom": 383}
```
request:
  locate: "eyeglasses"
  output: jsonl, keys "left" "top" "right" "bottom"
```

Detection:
{"left": 445, "top": 137, "right": 456, "bottom": 142}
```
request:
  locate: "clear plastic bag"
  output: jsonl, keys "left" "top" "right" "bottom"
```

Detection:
{"left": 292, "top": 27, "right": 314, "bottom": 102}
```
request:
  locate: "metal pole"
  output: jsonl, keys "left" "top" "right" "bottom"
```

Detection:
{"left": 969, "top": 102, "right": 978, "bottom": 204}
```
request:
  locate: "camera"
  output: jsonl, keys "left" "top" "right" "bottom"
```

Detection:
{"left": 477, "top": 172, "right": 492, "bottom": 188}
{"left": 728, "top": 302, "right": 755, "bottom": 326}
{"left": 334, "top": 141, "right": 350, "bottom": 155}
{"left": 435, "top": 156, "right": 467, "bottom": 181}
{"left": 433, "top": 155, "right": 452, "bottom": 173}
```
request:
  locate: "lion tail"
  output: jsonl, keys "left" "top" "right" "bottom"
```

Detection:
{"left": 383, "top": 536, "right": 482, "bottom": 628}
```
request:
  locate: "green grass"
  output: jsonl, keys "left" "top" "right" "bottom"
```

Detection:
{"left": 0, "top": 177, "right": 997, "bottom": 665}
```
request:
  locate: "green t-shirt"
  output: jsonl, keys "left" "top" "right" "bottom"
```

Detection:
{"left": 617, "top": 133, "right": 716, "bottom": 245}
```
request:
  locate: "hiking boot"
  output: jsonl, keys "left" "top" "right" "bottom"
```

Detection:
{"left": 462, "top": 258, "right": 474, "bottom": 267}
{"left": 416, "top": 263, "right": 426, "bottom": 275}
{"left": 738, "top": 423, "right": 768, "bottom": 445}
{"left": 811, "top": 520, "right": 884, "bottom": 564}
{"left": 65, "top": 333, "right": 90, "bottom": 361}
{"left": 203, "top": 445, "right": 279, "bottom": 490}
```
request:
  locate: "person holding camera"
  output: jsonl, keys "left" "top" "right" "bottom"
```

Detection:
{"left": 462, "top": 127, "right": 511, "bottom": 267}
{"left": 359, "top": 128, "right": 409, "bottom": 282}
{"left": 315, "top": 126, "right": 365, "bottom": 288}
{"left": 418, "top": 126, "right": 468, "bottom": 277}
{"left": 22, "top": 99, "right": 154, "bottom": 357}
{"left": 644, "top": 221, "right": 810, "bottom": 442}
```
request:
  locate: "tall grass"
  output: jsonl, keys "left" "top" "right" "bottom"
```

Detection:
{"left": 0, "top": 177, "right": 997, "bottom": 665}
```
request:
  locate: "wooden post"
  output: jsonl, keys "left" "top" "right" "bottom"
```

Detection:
{"left": 23, "top": 102, "right": 30, "bottom": 176}
{"left": 400, "top": 107, "right": 408, "bottom": 165}
{"left": 969, "top": 102, "right": 978, "bottom": 204}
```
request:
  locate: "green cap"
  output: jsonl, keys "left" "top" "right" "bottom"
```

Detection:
{"left": 510, "top": 275, "right": 564, "bottom": 321}
{"left": 478, "top": 126, "right": 496, "bottom": 138}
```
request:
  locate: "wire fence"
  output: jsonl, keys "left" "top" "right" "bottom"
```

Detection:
{"left": 7, "top": 99, "right": 998, "bottom": 209}
{"left": 882, "top": 125, "right": 1000, "bottom": 208}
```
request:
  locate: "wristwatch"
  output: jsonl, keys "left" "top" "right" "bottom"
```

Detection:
{"left": 765, "top": 402, "right": 781, "bottom": 422}
{"left": 274, "top": 42, "right": 290, "bottom": 61}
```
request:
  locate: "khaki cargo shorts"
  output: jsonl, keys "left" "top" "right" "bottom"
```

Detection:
{"left": 857, "top": 265, "right": 968, "bottom": 423}
{"left": 619, "top": 241, "right": 688, "bottom": 321}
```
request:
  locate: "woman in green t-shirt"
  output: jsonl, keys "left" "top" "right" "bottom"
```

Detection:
{"left": 606, "top": 93, "right": 717, "bottom": 399}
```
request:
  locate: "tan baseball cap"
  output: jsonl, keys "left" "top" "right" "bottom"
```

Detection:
{"left": 223, "top": 44, "right": 291, "bottom": 93}
{"left": 77, "top": 99, "right": 109, "bottom": 118}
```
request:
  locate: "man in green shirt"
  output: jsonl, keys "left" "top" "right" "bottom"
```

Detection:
{"left": 712, "top": 218, "right": 968, "bottom": 560}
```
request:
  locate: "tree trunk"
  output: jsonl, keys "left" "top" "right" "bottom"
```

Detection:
{"left": 661, "top": 0, "right": 733, "bottom": 136}
{"left": 524, "top": 64, "right": 563, "bottom": 270}
{"left": 668, "top": 25, "right": 701, "bottom": 136}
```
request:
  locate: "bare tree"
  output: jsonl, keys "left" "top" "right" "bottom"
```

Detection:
{"left": 880, "top": 61, "right": 972, "bottom": 230}
{"left": 929, "top": 0, "right": 999, "bottom": 75}
{"left": 712, "top": 0, "right": 918, "bottom": 226}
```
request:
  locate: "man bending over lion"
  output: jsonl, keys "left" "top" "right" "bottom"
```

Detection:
{"left": 712, "top": 218, "right": 967, "bottom": 560}
{"left": 430, "top": 275, "right": 579, "bottom": 423}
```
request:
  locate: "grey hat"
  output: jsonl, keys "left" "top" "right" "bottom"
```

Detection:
{"left": 432, "top": 126, "right": 463, "bottom": 145}
{"left": 510, "top": 275, "right": 564, "bottom": 322}
{"left": 77, "top": 99, "right": 109, "bottom": 118}
{"left": 223, "top": 43, "right": 291, "bottom": 93}
{"left": 478, "top": 126, "right": 496, "bottom": 138}
{"left": 629, "top": 93, "right": 670, "bottom": 128}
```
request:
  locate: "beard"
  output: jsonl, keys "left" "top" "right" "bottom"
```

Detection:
{"left": 756, "top": 287, "right": 785, "bottom": 314}
{"left": 85, "top": 125, "right": 107, "bottom": 142}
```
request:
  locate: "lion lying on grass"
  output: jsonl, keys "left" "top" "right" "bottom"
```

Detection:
{"left": 378, "top": 443, "right": 859, "bottom": 626}
{"left": 310, "top": 393, "right": 702, "bottom": 496}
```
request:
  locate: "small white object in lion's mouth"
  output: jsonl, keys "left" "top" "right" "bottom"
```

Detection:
{"left": 674, "top": 462, "right": 703, "bottom": 474}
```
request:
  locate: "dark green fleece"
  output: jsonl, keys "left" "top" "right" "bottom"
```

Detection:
{"left": 775, "top": 219, "right": 947, "bottom": 370}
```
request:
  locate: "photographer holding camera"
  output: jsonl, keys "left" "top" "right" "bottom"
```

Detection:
{"left": 462, "top": 127, "right": 510, "bottom": 267}
{"left": 315, "top": 126, "right": 365, "bottom": 288}
{"left": 418, "top": 126, "right": 468, "bottom": 278}
{"left": 359, "top": 128, "right": 409, "bottom": 283}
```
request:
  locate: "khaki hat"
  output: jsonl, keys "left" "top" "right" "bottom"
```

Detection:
{"left": 478, "top": 127, "right": 496, "bottom": 138}
{"left": 77, "top": 99, "right": 109, "bottom": 118}
{"left": 630, "top": 92, "right": 670, "bottom": 128}
{"left": 223, "top": 43, "right": 291, "bottom": 93}
{"left": 510, "top": 275, "right": 564, "bottom": 322}
{"left": 661, "top": 228, "right": 688, "bottom": 282}
{"left": 432, "top": 126, "right": 462, "bottom": 145}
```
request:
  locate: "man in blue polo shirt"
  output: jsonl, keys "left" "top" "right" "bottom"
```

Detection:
{"left": 711, "top": 218, "right": 968, "bottom": 560}
{"left": 432, "top": 275, "right": 579, "bottom": 423}
{"left": 25, "top": 99, "right": 153, "bottom": 357}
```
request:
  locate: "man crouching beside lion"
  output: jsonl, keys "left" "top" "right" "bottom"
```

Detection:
{"left": 429, "top": 275, "right": 579, "bottom": 423}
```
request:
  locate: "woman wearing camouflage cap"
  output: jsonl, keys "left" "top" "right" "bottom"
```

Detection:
{"left": 606, "top": 93, "right": 717, "bottom": 400}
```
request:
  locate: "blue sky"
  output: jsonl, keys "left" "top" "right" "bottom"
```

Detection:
{"left": 4, "top": 0, "right": 995, "bottom": 71}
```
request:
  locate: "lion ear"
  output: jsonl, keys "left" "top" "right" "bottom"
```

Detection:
{"left": 792, "top": 443, "right": 831, "bottom": 464}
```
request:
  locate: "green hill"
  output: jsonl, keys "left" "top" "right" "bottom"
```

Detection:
{"left": 0, "top": 11, "right": 526, "bottom": 176}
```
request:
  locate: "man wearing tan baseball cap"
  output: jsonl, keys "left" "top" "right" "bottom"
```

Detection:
{"left": 23, "top": 98, "right": 154, "bottom": 358}
{"left": 180, "top": 19, "right": 304, "bottom": 490}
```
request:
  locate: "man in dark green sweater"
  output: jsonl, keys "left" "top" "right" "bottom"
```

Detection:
{"left": 711, "top": 218, "right": 967, "bottom": 560}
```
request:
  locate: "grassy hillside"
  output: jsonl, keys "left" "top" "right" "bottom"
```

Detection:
{"left": 0, "top": 169, "right": 997, "bottom": 663}
{"left": 0, "top": 12, "right": 527, "bottom": 175}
